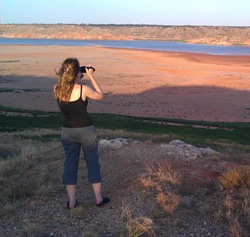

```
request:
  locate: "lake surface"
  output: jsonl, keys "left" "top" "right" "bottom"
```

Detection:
{"left": 1, "top": 38, "right": 250, "bottom": 55}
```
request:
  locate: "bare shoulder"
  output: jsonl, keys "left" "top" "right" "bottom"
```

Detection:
{"left": 72, "top": 83, "right": 81, "bottom": 92}
{"left": 81, "top": 84, "right": 93, "bottom": 94}
{"left": 81, "top": 84, "right": 91, "bottom": 90}
{"left": 79, "top": 84, "right": 91, "bottom": 101}
{"left": 74, "top": 83, "right": 82, "bottom": 89}
{"left": 68, "top": 84, "right": 81, "bottom": 101}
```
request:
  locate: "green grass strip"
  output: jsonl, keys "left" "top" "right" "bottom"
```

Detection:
{"left": 0, "top": 106, "right": 249, "bottom": 146}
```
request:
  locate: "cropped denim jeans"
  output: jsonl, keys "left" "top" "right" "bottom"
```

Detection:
{"left": 61, "top": 125, "right": 102, "bottom": 185}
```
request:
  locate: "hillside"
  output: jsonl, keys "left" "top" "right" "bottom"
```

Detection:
{"left": 0, "top": 129, "right": 250, "bottom": 237}
{"left": 1, "top": 24, "right": 250, "bottom": 46}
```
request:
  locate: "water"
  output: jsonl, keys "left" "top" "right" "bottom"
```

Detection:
{"left": 1, "top": 37, "right": 250, "bottom": 55}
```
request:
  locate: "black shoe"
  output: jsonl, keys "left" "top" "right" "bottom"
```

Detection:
{"left": 67, "top": 200, "right": 78, "bottom": 209}
{"left": 96, "top": 197, "right": 110, "bottom": 207}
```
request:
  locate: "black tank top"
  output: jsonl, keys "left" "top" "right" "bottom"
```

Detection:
{"left": 57, "top": 85, "right": 93, "bottom": 128}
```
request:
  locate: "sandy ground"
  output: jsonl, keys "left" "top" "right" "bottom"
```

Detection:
{"left": 0, "top": 45, "right": 250, "bottom": 122}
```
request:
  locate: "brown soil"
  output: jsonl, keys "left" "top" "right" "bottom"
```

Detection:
{"left": 1, "top": 45, "right": 250, "bottom": 122}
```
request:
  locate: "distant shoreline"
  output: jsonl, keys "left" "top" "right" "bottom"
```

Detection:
{"left": 1, "top": 24, "right": 250, "bottom": 46}
{"left": 1, "top": 38, "right": 250, "bottom": 55}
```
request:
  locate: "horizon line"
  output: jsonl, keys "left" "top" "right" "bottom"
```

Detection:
{"left": 1, "top": 23, "right": 250, "bottom": 28}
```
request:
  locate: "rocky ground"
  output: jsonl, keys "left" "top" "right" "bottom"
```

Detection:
{"left": 1, "top": 135, "right": 249, "bottom": 237}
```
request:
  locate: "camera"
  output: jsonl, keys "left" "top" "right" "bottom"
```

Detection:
{"left": 80, "top": 66, "right": 95, "bottom": 73}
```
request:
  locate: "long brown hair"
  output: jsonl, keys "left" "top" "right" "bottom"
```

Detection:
{"left": 54, "top": 58, "right": 80, "bottom": 102}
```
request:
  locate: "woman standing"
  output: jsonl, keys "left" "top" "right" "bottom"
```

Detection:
{"left": 54, "top": 58, "right": 109, "bottom": 209}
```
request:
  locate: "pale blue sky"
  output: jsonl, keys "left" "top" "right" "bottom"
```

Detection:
{"left": 1, "top": 0, "right": 249, "bottom": 26}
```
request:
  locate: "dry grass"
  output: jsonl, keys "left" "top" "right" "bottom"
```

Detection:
{"left": 212, "top": 195, "right": 248, "bottom": 236}
{"left": 155, "top": 163, "right": 180, "bottom": 185}
{"left": 138, "top": 156, "right": 250, "bottom": 237}
{"left": 241, "top": 189, "right": 250, "bottom": 223}
{"left": 121, "top": 201, "right": 155, "bottom": 237}
{"left": 219, "top": 166, "right": 250, "bottom": 190}
{"left": 139, "top": 160, "right": 181, "bottom": 212}
{"left": 0, "top": 132, "right": 61, "bottom": 217}
{"left": 0, "top": 148, "right": 38, "bottom": 176}
{"left": 139, "top": 173, "right": 155, "bottom": 189}
{"left": 217, "top": 166, "right": 250, "bottom": 237}
{"left": 21, "top": 222, "right": 43, "bottom": 237}
{"left": 156, "top": 191, "right": 181, "bottom": 213}
{"left": 139, "top": 161, "right": 181, "bottom": 188}
{"left": 0, "top": 144, "right": 40, "bottom": 204}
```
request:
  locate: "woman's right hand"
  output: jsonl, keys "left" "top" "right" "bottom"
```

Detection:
{"left": 86, "top": 66, "right": 95, "bottom": 78}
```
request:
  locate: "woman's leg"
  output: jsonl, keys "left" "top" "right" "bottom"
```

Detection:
{"left": 61, "top": 138, "right": 80, "bottom": 208}
{"left": 82, "top": 139, "right": 110, "bottom": 206}
{"left": 66, "top": 184, "right": 77, "bottom": 208}
{"left": 92, "top": 182, "right": 110, "bottom": 206}
{"left": 92, "top": 182, "right": 102, "bottom": 204}
{"left": 80, "top": 126, "right": 109, "bottom": 206}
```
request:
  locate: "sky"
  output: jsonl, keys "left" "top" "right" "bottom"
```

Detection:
{"left": 0, "top": 0, "right": 250, "bottom": 26}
